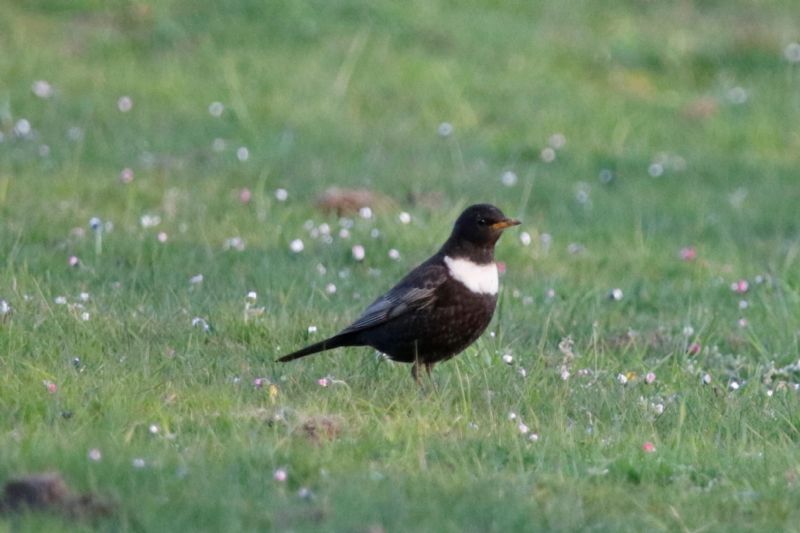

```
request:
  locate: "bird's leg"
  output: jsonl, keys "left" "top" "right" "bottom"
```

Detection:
{"left": 424, "top": 362, "right": 439, "bottom": 391}
{"left": 411, "top": 341, "right": 424, "bottom": 386}
{"left": 411, "top": 361, "right": 421, "bottom": 385}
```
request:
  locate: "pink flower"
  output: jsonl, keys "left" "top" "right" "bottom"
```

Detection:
{"left": 687, "top": 342, "right": 701, "bottom": 355}
{"left": 273, "top": 468, "right": 287, "bottom": 482}
{"left": 642, "top": 441, "right": 656, "bottom": 453}
{"left": 497, "top": 262, "right": 507, "bottom": 275}
{"left": 68, "top": 256, "right": 79, "bottom": 267}
{"left": 119, "top": 168, "right": 134, "bottom": 183}
{"left": 679, "top": 247, "right": 697, "bottom": 261}
{"left": 731, "top": 279, "right": 749, "bottom": 294}
{"left": 645, "top": 372, "right": 656, "bottom": 385}
{"left": 43, "top": 380, "right": 57, "bottom": 394}
{"left": 239, "top": 188, "right": 252, "bottom": 204}
{"left": 317, "top": 377, "right": 330, "bottom": 387}
{"left": 253, "top": 378, "right": 267, "bottom": 388}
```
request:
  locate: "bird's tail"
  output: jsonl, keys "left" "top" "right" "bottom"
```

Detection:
{"left": 276, "top": 334, "right": 355, "bottom": 362}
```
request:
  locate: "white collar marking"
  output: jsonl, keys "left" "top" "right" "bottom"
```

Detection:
{"left": 444, "top": 256, "right": 498, "bottom": 295}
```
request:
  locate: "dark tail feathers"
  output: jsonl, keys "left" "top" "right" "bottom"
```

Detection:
{"left": 276, "top": 334, "right": 354, "bottom": 362}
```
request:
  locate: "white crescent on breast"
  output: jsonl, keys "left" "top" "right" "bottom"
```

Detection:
{"left": 444, "top": 256, "right": 498, "bottom": 295}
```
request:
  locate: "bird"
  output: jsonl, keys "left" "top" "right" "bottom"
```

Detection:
{"left": 277, "top": 203, "right": 520, "bottom": 382}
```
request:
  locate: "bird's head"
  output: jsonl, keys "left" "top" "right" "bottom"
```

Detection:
{"left": 449, "top": 204, "right": 521, "bottom": 250}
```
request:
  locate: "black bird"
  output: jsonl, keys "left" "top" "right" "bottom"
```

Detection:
{"left": 277, "top": 204, "right": 520, "bottom": 382}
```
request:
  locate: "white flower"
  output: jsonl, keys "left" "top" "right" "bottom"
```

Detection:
{"left": 189, "top": 274, "right": 204, "bottom": 284}
{"left": 14, "top": 119, "right": 31, "bottom": 137}
{"left": 236, "top": 147, "right": 249, "bottom": 161}
{"left": 117, "top": 96, "right": 133, "bottom": 112}
{"left": 208, "top": 101, "right": 225, "bottom": 117}
{"left": 437, "top": 122, "right": 453, "bottom": 137}
{"left": 388, "top": 249, "right": 401, "bottom": 261}
{"left": 275, "top": 188, "right": 288, "bottom": 202}
{"left": 140, "top": 214, "right": 161, "bottom": 228}
{"left": 191, "top": 317, "right": 210, "bottom": 331}
{"left": 325, "top": 283, "right": 337, "bottom": 294}
{"left": 87, "top": 448, "right": 102, "bottom": 462}
{"left": 727, "top": 87, "right": 748, "bottom": 105}
{"left": 540, "top": 147, "right": 556, "bottom": 163}
{"left": 32, "top": 80, "right": 54, "bottom": 98}
{"left": 67, "top": 126, "right": 84, "bottom": 142}
{"left": 501, "top": 171, "right": 518, "bottom": 187}
{"left": 212, "top": 138, "right": 226, "bottom": 152}
{"left": 308, "top": 325, "right": 317, "bottom": 334}
{"left": 289, "top": 239, "right": 304, "bottom": 253}
{"left": 648, "top": 163, "right": 664, "bottom": 177}
{"left": 519, "top": 232, "right": 531, "bottom": 246}
{"left": 358, "top": 206, "right": 373, "bottom": 219}
{"left": 398, "top": 212, "right": 412, "bottom": 224}
{"left": 224, "top": 236, "right": 246, "bottom": 251}
{"left": 549, "top": 133, "right": 566, "bottom": 149}
{"left": 351, "top": 244, "right": 366, "bottom": 261}
{"left": 785, "top": 42, "right": 800, "bottom": 63}
{"left": 502, "top": 354, "right": 513, "bottom": 365}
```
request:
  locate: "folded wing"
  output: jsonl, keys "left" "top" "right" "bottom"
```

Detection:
{"left": 339, "top": 260, "right": 447, "bottom": 335}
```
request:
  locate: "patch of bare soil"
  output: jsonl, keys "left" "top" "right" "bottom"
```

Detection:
{"left": 0, "top": 472, "right": 114, "bottom": 521}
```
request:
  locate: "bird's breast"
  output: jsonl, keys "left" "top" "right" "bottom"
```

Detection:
{"left": 443, "top": 256, "right": 498, "bottom": 295}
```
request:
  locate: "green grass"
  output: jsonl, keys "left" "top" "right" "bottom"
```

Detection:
{"left": 2, "top": 0, "right": 800, "bottom": 530}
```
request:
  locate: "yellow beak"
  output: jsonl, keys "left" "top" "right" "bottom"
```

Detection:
{"left": 490, "top": 218, "right": 521, "bottom": 230}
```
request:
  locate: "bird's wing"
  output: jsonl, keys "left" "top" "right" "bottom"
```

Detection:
{"left": 339, "top": 260, "right": 447, "bottom": 335}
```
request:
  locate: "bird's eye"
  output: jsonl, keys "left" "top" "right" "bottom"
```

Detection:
{"left": 478, "top": 217, "right": 488, "bottom": 226}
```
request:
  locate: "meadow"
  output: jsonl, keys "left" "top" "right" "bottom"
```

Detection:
{"left": 2, "top": 0, "right": 800, "bottom": 530}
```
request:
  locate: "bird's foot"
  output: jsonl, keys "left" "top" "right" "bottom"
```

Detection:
{"left": 411, "top": 361, "right": 437, "bottom": 390}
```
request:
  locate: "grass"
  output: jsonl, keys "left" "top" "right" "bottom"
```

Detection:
{"left": 2, "top": 0, "right": 800, "bottom": 530}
